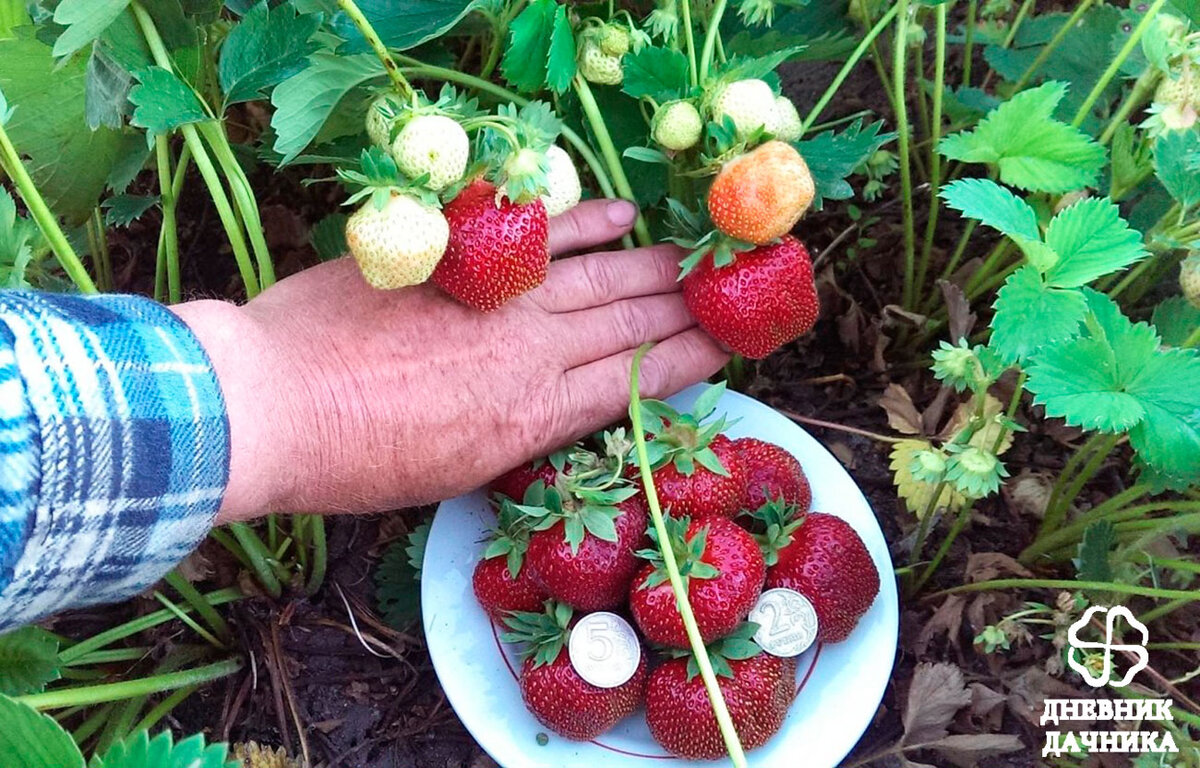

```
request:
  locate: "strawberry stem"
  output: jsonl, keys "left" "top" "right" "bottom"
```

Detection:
{"left": 698, "top": 0, "right": 727, "bottom": 83}
{"left": 337, "top": 0, "right": 416, "bottom": 102}
{"left": 629, "top": 344, "right": 748, "bottom": 768}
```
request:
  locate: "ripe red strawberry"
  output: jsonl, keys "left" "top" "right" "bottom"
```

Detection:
{"left": 432, "top": 179, "right": 550, "bottom": 311}
{"left": 645, "top": 633, "right": 796, "bottom": 759}
{"left": 707, "top": 140, "right": 814, "bottom": 244}
{"left": 473, "top": 499, "right": 548, "bottom": 621}
{"left": 683, "top": 235, "right": 819, "bottom": 359}
{"left": 636, "top": 384, "right": 747, "bottom": 519}
{"left": 757, "top": 508, "right": 879, "bottom": 643}
{"left": 630, "top": 515, "right": 765, "bottom": 648}
{"left": 489, "top": 457, "right": 565, "bottom": 502}
{"left": 524, "top": 480, "right": 648, "bottom": 611}
{"left": 503, "top": 603, "right": 646, "bottom": 740}
{"left": 734, "top": 437, "right": 812, "bottom": 513}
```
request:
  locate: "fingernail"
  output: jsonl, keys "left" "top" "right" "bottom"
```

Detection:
{"left": 606, "top": 200, "right": 638, "bottom": 227}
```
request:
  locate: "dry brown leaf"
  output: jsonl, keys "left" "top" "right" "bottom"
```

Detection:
{"left": 921, "top": 733, "right": 1024, "bottom": 767}
{"left": 880, "top": 383, "right": 924, "bottom": 434}
{"left": 903, "top": 663, "right": 972, "bottom": 745}
{"left": 1006, "top": 666, "right": 1089, "bottom": 727}
{"left": 915, "top": 595, "right": 966, "bottom": 656}
{"left": 939, "top": 280, "right": 977, "bottom": 342}
{"left": 967, "top": 682, "right": 1008, "bottom": 731}
{"left": 965, "top": 553, "right": 1034, "bottom": 583}
{"left": 1002, "top": 471, "right": 1055, "bottom": 519}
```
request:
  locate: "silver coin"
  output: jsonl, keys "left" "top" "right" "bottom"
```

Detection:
{"left": 568, "top": 612, "right": 641, "bottom": 689}
{"left": 748, "top": 588, "right": 820, "bottom": 658}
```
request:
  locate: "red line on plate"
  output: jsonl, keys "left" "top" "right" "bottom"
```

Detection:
{"left": 796, "top": 642, "right": 823, "bottom": 696}
{"left": 492, "top": 621, "right": 520, "bottom": 680}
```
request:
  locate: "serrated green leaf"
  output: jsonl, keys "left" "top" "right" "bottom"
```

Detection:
{"left": 939, "top": 178, "right": 1056, "bottom": 268}
{"left": 1109, "top": 122, "right": 1154, "bottom": 200}
{"left": 1153, "top": 129, "right": 1200, "bottom": 210}
{"left": 1125, "top": 347, "right": 1200, "bottom": 489}
{"left": 716, "top": 48, "right": 804, "bottom": 81}
{"left": 622, "top": 45, "right": 689, "bottom": 102}
{"left": 794, "top": 118, "right": 895, "bottom": 209}
{"left": 90, "top": 730, "right": 237, "bottom": 768}
{"left": 85, "top": 44, "right": 133, "bottom": 130}
{"left": 545, "top": 5, "right": 575, "bottom": 94}
{"left": 938, "top": 82, "right": 1106, "bottom": 193}
{"left": 0, "top": 694, "right": 84, "bottom": 768}
{"left": 330, "top": 0, "right": 482, "bottom": 54}
{"left": 310, "top": 211, "right": 348, "bottom": 261}
{"left": 52, "top": 0, "right": 130, "bottom": 59}
{"left": 218, "top": 1, "right": 321, "bottom": 107}
{"left": 1075, "top": 520, "right": 1114, "bottom": 582}
{"left": 1026, "top": 337, "right": 1148, "bottom": 432}
{"left": 1152, "top": 296, "right": 1200, "bottom": 347}
{"left": 1043, "top": 197, "right": 1147, "bottom": 287}
{"left": 0, "top": 36, "right": 123, "bottom": 225}
{"left": 270, "top": 52, "right": 382, "bottom": 165}
{"left": 102, "top": 194, "right": 159, "bottom": 227}
{"left": 0, "top": 628, "right": 60, "bottom": 696}
{"left": 989, "top": 265, "right": 1088, "bottom": 363}
{"left": 375, "top": 540, "right": 421, "bottom": 628}
{"left": 500, "top": 0, "right": 557, "bottom": 94}
{"left": 129, "top": 66, "right": 208, "bottom": 132}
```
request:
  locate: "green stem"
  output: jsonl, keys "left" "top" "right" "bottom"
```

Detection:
{"left": 930, "top": 578, "right": 1200, "bottom": 602}
{"left": 196, "top": 121, "right": 275, "bottom": 288}
{"left": 1025, "top": 500, "right": 1200, "bottom": 563}
{"left": 71, "top": 703, "right": 115, "bottom": 746}
{"left": 698, "top": 0, "right": 727, "bottom": 82}
{"left": 58, "top": 588, "right": 242, "bottom": 664}
{"left": 1099, "top": 67, "right": 1160, "bottom": 145}
{"left": 894, "top": 0, "right": 916, "bottom": 310}
{"left": 304, "top": 516, "right": 327, "bottom": 597}
{"left": 130, "top": 685, "right": 198, "bottom": 734}
{"left": 1038, "top": 433, "right": 1120, "bottom": 538}
{"left": 1001, "top": 0, "right": 1036, "bottom": 49}
{"left": 573, "top": 75, "right": 653, "bottom": 247}
{"left": 962, "top": 0, "right": 976, "bottom": 87}
{"left": 336, "top": 0, "right": 414, "bottom": 100}
{"left": 0, "top": 123, "right": 97, "bottom": 293}
{"left": 1140, "top": 598, "right": 1190, "bottom": 624}
{"left": 915, "top": 2, "right": 947, "bottom": 302}
{"left": 680, "top": 0, "right": 698, "bottom": 87}
{"left": 17, "top": 659, "right": 242, "bottom": 710}
{"left": 154, "top": 137, "right": 182, "bottom": 303}
{"left": 907, "top": 480, "right": 948, "bottom": 567}
{"left": 1184, "top": 325, "right": 1200, "bottom": 348}
{"left": 801, "top": 3, "right": 901, "bottom": 135}
{"left": 228, "top": 522, "right": 283, "bottom": 598}
{"left": 153, "top": 591, "right": 224, "bottom": 649}
{"left": 65, "top": 647, "right": 150, "bottom": 666}
{"left": 1072, "top": 0, "right": 1169, "bottom": 127}
{"left": 629, "top": 345, "right": 746, "bottom": 768}
{"left": 1012, "top": 0, "right": 1095, "bottom": 92}
{"left": 164, "top": 569, "right": 231, "bottom": 644}
{"left": 87, "top": 208, "right": 112, "bottom": 292}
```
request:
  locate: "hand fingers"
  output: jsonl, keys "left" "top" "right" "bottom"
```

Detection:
{"left": 554, "top": 293, "right": 697, "bottom": 368}
{"left": 548, "top": 199, "right": 640, "bottom": 255}
{"left": 559, "top": 328, "right": 730, "bottom": 432}
{"left": 531, "top": 244, "right": 685, "bottom": 313}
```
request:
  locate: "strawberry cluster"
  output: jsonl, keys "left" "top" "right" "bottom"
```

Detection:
{"left": 343, "top": 88, "right": 581, "bottom": 310}
{"left": 472, "top": 388, "right": 880, "bottom": 759}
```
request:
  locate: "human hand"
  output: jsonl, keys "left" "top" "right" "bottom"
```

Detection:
{"left": 174, "top": 200, "right": 729, "bottom": 522}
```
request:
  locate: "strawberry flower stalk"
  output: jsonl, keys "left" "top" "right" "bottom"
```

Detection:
{"left": 628, "top": 345, "right": 749, "bottom": 768}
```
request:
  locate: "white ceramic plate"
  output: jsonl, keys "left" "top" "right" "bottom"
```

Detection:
{"left": 423, "top": 385, "right": 899, "bottom": 768}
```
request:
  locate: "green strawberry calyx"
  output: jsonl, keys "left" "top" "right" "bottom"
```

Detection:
{"left": 512, "top": 464, "right": 640, "bottom": 555}
{"left": 661, "top": 622, "right": 764, "bottom": 679}
{"left": 467, "top": 101, "right": 563, "bottom": 205}
{"left": 748, "top": 496, "right": 805, "bottom": 567}
{"left": 500, "top": 600, "right": 572, "bottom": 667}
{"left": 482, "top": 498, "right": 538, "bottom": 579}
{"left": 338, "top": 147, "right": 442, "bottom": 210}
{"left": 636, "top": 381, "right": 735, "bottom": 477}
{"left": 635, "top": 514, "right": 720, "bottom": 589}
{"left": 664, "top": 199, "right": 756, "bottom": 278}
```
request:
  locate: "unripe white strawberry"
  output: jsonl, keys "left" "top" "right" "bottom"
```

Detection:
{"left": 652, "top": 100, "right": 703, "bottom": 151}
{"left": 365, "top": 94, "right": 401, "bottom": 150}
{"left": 711, "top": 79, "right": 777, "bottom": 139}
{"left": 391, "top": 115, "right": 470, "bottom": 191}
{"left": 539, "top": 145, "right": 582, "bottom": 217}
{"left": 598, "top": 24, "right": 631, "bottom": 57}
{"left": 1182, "top": 252, "right": 1200, "bottom": 309}
{"left": 578, "top": 40, "right": 624, "bottom": 85}
{"left": 771, "top": 95, "right": 803, "bottom": 142}
{"left": 346, "top": 193, "right": 449, "bottom": 290}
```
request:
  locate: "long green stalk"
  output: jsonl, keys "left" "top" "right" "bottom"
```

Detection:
{"left": 931, "top": 578, "right": 1200, "bottom": 602}
{"left": 164, "top": 569, "right": 231, "bottom": 643}
{"left": 629, "top": 346, "right": 746, "bottom": 768}
{"left": 680, "top": 0, "right": 698, "bottom": 86}
{"left": 802, "top": 3, "right": 901, "bottom": 135}
{"left": 0, "top": 123, "right": 97, "bottom": 293}
{"left": 196, "top": 122, "right": 275, "bottom": 288}
{"left": 16, "top": 659, "right": 242, "bottom": 710}
{"left": 154, "top": 137, "right": 182, "bottom": 303}
{"left": 1012, "top": 0, "right": 1095, "bottom": 92}
{"left": 304, "top": 516, "right": 328, "bottom": 596}
{"left": 228, "top": 521, "right": 284, "bottom": 598}
{"left": 71, "top": 703, "right": 115, "bottom": 745}
{"left": 65, "top": 647, "right": 150, "bottom": 667}
{"left": 1026, "top": 501, "right": 1200, "bottom": 562}
{"left": 1071, "top": 0, "right": 1169, "bottom": 127}
{"left": 336, "top": 0, "right": 414, "bottom": 100}
{"left": 573, "top": 76, "right": 653, "bottom": 246}
{"left": 131, "top": 685, "right": 198, "bottom": 734}
{"left": 1099, "top": 67, "right": 1161, "bottom": 146}
{"left": 894, "top": 0, "right": 916, "bottom": 310}
{"left": 698, "top": 0, "right": 727, "bottom": 82}
{"left": 963, "top": 0, "right": 976, "bottom": 87}
{"left": 58, "top": 588, "right": 243, "bottom": 664}
{"left": 915, "top": 2, "right": 947, "bottom": 302}
{"left": 1001, "top": 0, "right": 1036, "bottom": 49}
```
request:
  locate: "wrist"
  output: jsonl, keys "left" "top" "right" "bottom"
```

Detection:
{"left": 170, "top": 300, "right": 290, "bottom": 524}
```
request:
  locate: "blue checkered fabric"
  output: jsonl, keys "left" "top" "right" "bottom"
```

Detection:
{"left": 0, "top": 291, "right": 229, "bottom": 631}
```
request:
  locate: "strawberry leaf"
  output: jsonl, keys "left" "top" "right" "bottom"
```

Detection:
{"left": 1043, "top": 197, "right": 1147, "bottom": 288}
{"left": 0, "top": 693, "right": 84, "bottom": 768}
{"left": 988, "top": 265, "right": 1088, "bottom": 363}
{"left": 1026, "top": 337, "right": 1149, "bottom": 432}
{"left": 51, "top": 0, "right": 129, "bottom": 59}
{"left": 1153, "top": 128, "right": 1200, "bottom": 209}
{"left": 545, "top": 5, "right": 577, "bottom": 94}
{"left": 218, "top": 1, "right": 321, "bottom": 107}
{"left": 1075, "top": 520, "right": 1114, "bottom": 582}
{"left": 0, "top": 628, "right": 60, "bottom": 696}
{"left": 622, "top": 45, "right": 689, "bottom": 102}
{"left": 794, "top": 118, "right": 894, "bottom": 209}
{"left": 271, "top": 53, "right": 383, "bottom": 165}
{"left": 129, "top": 67, "right": 209, "bottom": 133}
{"left": 939, "top": 178, "right": 1056, "bottom": 270}
{"left": 500, "top": 0, "right": 559, "bottom": 94}
{"left": 1152, "top": 296, "right": 1200, "bottom": 347}
{"left": 937, "top": 82, "right": 1106, "bottom": 193}
{"left": 90, "top": 730, "right": 237, "bottom": 768}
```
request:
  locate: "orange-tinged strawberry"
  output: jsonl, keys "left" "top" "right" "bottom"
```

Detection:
{"left": 707, "top": 141, "right": 815, "bottom": 244}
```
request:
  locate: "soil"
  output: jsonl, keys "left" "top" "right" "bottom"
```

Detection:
{"left": 44, "top": 23, "right": 1200, "bottom": 768}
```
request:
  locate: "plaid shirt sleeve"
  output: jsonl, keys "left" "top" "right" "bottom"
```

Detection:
{"left": 0, "top": 291, "right": 229, "bottom": 632}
